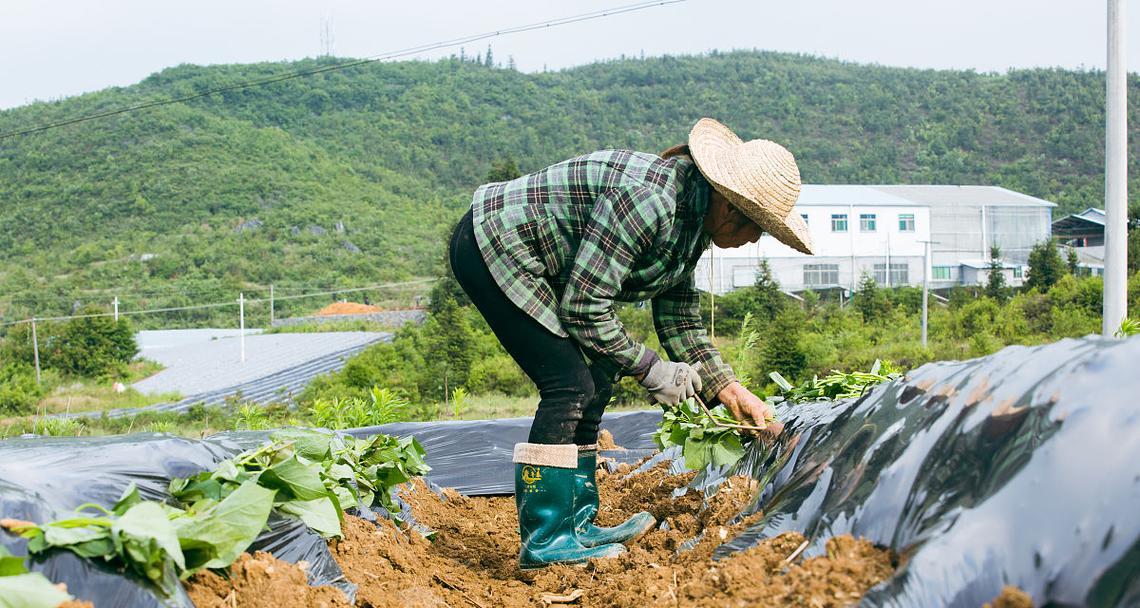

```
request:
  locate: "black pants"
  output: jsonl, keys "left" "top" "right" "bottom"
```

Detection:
{"left": 449, "top": 209, "right": 612, "bottom": 445}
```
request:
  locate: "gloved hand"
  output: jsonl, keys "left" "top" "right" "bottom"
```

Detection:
{"left": 638, "top": 358, "right": 702, "bottom": 406}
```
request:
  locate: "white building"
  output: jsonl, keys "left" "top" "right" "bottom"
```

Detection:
{"left": 695, "top": 185, "right": 1056, "bottom": 294}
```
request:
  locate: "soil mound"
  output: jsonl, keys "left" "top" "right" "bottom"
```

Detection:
{"left": 185, "top": 460, "right": 893, "bottom": 607}
{"left": 316, "top": 302, "right": 383, "bottom": 316}
{"left": 186, "top": 551, "right": 352, "bottom": 608}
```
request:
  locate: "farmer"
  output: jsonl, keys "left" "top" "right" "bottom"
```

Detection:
{"left": 448, "top": 118, "right": 813, "bottom": 569}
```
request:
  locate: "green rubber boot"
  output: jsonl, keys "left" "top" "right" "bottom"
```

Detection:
{"left": 573, "top": 447, "right": 656, "bottom": 547}
{"left": 514, "top": 443, "right": 625, "bottom": 570}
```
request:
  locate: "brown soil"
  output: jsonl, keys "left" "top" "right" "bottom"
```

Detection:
{"left": 185, "top": 461, "right": 894, "bottom": 607}
{"left": 984, "top": 586, "right": 1034, "bottom": 608}
{"left": 186, "top": 551, "right": 352, "bottom": 608}
{"left": 316, "top": 302, "right": 383, "bottom": 316}
{"left": 595, "top": 429, "right": 622, "bottom": 450}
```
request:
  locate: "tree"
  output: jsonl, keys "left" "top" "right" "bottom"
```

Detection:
{"left": 1026, "top": 239, "right": 1065, "bottom": 291}
{"left": 713, "top": 260, "right": 785, "bottom": 334}
{"left": 762, "top": 309, "right": 807, "bottom": 382}
{"left": 484, "top": 44, "right": 494, "bottom": 68}
{"left": 986, "top": 245, "right": 1009, "bottom": 302}
{"left": 420, "top": 295, "right": 475, "bottom": 400}
{"left": 486, "top": 156, "right": 522, "bottom": 183}
{"left": 1066, "top": 247, "right": 1080, "bottom": 276}
{"left": 852, "top": 272, "right": 890, "bottom": 322}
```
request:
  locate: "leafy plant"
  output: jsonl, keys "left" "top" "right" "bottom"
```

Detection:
{"left": 307, "top": 386, "right": 408, "bottom": 430}
{"left": 4, "top": 428, "right": 430, "bottom": 598}
{"left": 146, "top": 421, "right": 176, "bottom": 434}
{"left": 36, "top": 418, "right": 85, "bottom": 437}
{"left": 233, "top": 403, "right": 269, "bottom": 431}
{"left": 1116, "top": 318, "right": 1140, "bottom": 338}
{"left": 732, "top": 312, "right": 761, "bottom": 390}
{"left": 450, "top": 386, "right": 468, "bottom": 419}
{"left": 0, "top": 545, "right": 73, "bottom": 608}
{"left": 770, "top": 360, "right": 901, "bottom": 402}
{"left": 653, "top": 399, "right": 748, "bottom": 471}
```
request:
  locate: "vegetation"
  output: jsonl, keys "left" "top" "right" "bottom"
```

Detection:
{"left": 2, "top": 428, "right": 428, "bottom": 596}
{"left": 0, "top": 545, "right": 73, "bottom": 607}
{"left": 2, "top": 51, "right": 1140, "bottom": 328}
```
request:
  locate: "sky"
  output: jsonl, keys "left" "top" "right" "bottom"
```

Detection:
{"left": 1, "top": 0, "right": 1137, "bottom": 110}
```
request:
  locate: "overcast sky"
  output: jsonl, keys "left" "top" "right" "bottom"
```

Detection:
{"left": 1, "top": 0, "right": 1137, "bottom": 110}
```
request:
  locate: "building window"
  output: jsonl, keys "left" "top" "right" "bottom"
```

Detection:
{"left": 801, "top": 213, "right": 809, "bottom": 225}
{"left": 831, "top": 214, "right": 848, "bottom": 232}
{"left": 804, "top": 263, "right": 840, "bottom": 287}
{"left": 859, "top": 214, "right": 877, "bottom": 232}
{"left": 898, "top": 213, "right": 915, "bottom": 232}
{"left": 1013, "top": 266, "right": 1023, "bottom": 279}
{"left": 873, "top": 263, "right": 909, "bottom": 285}
{"left": 932, "top": 266, "right": 952, "bottom": 280}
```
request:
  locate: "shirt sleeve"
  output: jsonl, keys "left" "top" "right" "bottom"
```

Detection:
{"left": 651, "top": 276, "right": 737, "bottom": 402}
{"left": 558, "top": 186, "right": 667, "bottom": 378}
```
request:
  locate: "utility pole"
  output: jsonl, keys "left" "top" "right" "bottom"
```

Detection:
{"left": 112, "top": 296, "right": 119, "bottom": 322}
{"left": 919, "top": 240, "right": 940, "bottom": 349}
{"left": 269, "top": 284, "right": 275, "bottom": 327}
{"left": 1103, "top": 0, "right": 1128, "bottom": 336}
{"left": 238, "top": 293, "right": 246, "bottom": 364}
{"left": 30, "top": 317, "right": 41, "bottom": 384}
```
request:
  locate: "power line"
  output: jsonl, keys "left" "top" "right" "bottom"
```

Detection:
{"left": 0, "top": 278, "right": 437, "bottom": 327}
{"left": 0, "top": 0, "right": 686, "bottom": 141}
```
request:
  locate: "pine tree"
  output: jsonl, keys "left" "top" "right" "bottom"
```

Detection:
{"left": 986, "top": 245, "right": 1008, "bottom": 302}
{"left": 486, "top": 156, "right": 522, "bottom": 183}
{"left": 853, "top": 272, "right": 889, "bottom": 322}
{"left": 1066, "top": 247, "right": 1080, "bottom": 276}
{"left": 484, "top": 45, "right": 494, "bottom": 68}
{"left": 1026, "top": 239, "right": 1065, "bottom": 291}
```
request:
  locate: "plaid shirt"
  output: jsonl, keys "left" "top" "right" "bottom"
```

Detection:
{"left": 471, "top": 150, "right": 736, "bottom": 400}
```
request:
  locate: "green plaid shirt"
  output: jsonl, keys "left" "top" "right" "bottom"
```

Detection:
{"left": 471, "top": 149, "right": 736, "bottom": 400}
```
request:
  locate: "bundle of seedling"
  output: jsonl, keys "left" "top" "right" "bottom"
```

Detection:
{"left": 655, "top": 360, "right": 899, "bottom": 471}
{"left": 1, "top": 428, "right": 429, "bottom": 602}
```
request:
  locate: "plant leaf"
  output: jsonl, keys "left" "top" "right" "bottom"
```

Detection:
{"left": 0, "top": 572, "right": 73, "bottom": 608}
{"left": 173, "top": 478, "right": 275, "bottom": 572}
{"left": 112, "top": 502, "right": 185, "bottom": 573}
{"left": 261, "top": 455, "right": 328, "bottom": 501}
{"left": 278, "top": 498, "right": 341, "bottom": 539}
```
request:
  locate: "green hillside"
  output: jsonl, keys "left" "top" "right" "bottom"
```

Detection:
{"left": 1, "top": 51, "right": 1137, "bottom": 326}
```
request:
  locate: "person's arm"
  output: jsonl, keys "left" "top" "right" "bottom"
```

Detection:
{"left": 652, "top": 278, "right": 780, "bottom": 431}
{"left": 558, "top": 186, "right": 668, "bottom": 379}
{"left": 650, "top": 277, "right": 736, "bottom": 401}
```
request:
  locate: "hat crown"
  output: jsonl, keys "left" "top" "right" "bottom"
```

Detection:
{"left": 688, "top": 117, "right": 814, "bottom": 254}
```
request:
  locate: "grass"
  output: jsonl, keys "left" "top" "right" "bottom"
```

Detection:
{"left": 22, "top": 358, "right": 179, "bottom": 415}
{"left": 264, "top": 320, "right": 399, "bottom": 334}
{"left": 0, "top": 393, "right": 657, "bottom": 440}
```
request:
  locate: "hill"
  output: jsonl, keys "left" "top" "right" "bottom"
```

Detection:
{"left": 1, "top": 50, "right": 1137, "bottom": 325}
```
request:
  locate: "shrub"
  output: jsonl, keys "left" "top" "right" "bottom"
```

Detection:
{"left": 466, "top": 355, "right": 534, "bottom": 397}
{"left": 0, "top": 362, "right": 43, "bottom": 415}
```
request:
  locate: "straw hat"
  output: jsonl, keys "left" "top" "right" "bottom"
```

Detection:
{"left": 687, "top": 118, "right": 814, "bottom": 255}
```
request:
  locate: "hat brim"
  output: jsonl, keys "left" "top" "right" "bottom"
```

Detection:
{"left": 689, "top": 119, "right": 815, "bottom": 255}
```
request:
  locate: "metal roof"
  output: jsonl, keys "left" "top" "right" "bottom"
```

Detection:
{"left": 793, "top": 185, "right": 1057, "bottom": 208}
{"left": 874, "top": 185, "right": 1056, "bottom": 207}
{"left": 796, "top": 185, "right": 915, "bottom": 207}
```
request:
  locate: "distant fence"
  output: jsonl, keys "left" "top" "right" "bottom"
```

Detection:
{"left": 272, "top": 308, "right": 427, "bottom": 329}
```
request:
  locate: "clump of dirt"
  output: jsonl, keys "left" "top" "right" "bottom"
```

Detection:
{"left": 316, "top": 302, "right": 383, "bottom": 316}
{"left": 984, "top": 586, "right": 1034, "bottom": 608}
{"left": 186, "top": 551, "right": 352, "bottom": 608}
{"left": 60, "top": 600, "right": 94, "bottom": 608}
{"left": 596, "top": 429, "right": 622, "bottom": 450}
{"left": 185, "top": 460, "right": 894, "bottom": 607}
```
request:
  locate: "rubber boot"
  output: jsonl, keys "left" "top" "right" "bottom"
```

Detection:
{"left": 514, "top": 443, "right": 625, "bottom": 570}
{"left": 573, "top": 447, "right": 656, "bottom": 547}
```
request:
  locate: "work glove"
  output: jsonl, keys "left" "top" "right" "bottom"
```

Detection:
{"left": 639, "top": 358, "right": 702, "bottom": 406}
